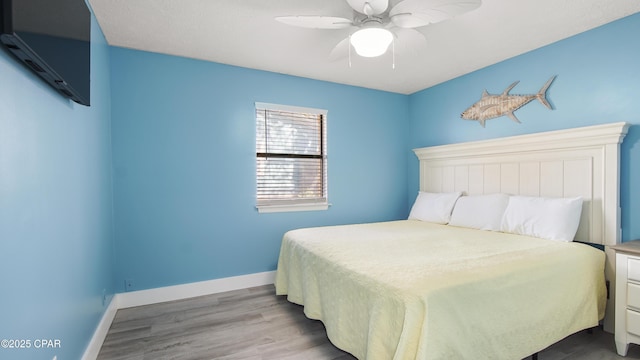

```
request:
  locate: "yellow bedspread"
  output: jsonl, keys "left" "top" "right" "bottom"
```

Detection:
{"left": 275, "top": 220, "right": 606, "bottom": 360}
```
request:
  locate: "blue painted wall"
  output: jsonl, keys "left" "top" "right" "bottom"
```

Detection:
{"left": 109, "top": 48, "right": 409, "bottom": 291}
{"left": 408, "top": 13, "right": 640, "bottom": 242}
{"left": 0, "top": 14, "right": 114, "bottom": 360}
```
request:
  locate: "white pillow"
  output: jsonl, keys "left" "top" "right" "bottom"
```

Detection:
{"left": 449, "top": 193, "right": 510, "bottom": 231}
{"left": 500, "top": 195, "right": 583, "bottom": 242}
{"left": 408, "top": 191, "right": 462, "bottom": 224}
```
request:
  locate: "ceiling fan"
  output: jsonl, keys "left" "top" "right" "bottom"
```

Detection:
{"left": 276, "top": 0, "right": 481, "bottom": 60}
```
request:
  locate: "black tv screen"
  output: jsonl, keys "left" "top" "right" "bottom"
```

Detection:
{"left": 0, "top": 0, "right": 91, "bottom": 106}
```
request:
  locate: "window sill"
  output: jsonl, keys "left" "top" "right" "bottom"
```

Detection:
{"left": 256, "top": 203, "right": 330, "bottom": 214}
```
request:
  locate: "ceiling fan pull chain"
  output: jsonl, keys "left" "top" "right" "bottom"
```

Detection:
{"left": 348, "top": 34, "right": 353, "bottom": 68}
{"left": 392, "top": 37, "right": 395, "bottom": 69}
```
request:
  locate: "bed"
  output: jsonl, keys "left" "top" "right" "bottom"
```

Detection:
{"left": 275, "top": 122, "right": 629, "bottom": 359}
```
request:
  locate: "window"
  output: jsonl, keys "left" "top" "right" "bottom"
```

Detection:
{"left": 255, "top": 102, "right": 328, "bottom": 213}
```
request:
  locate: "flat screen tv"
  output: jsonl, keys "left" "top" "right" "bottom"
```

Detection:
{"left": 0, "top": 0, "right": 91, "bottom": 106}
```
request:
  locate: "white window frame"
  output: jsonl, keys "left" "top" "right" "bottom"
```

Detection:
{"left": 255, "top": 102, "right": 329, "bottom": 213}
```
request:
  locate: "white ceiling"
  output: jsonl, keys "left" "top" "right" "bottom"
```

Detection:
{"left": 88, "top": 0, "right": 640, "bottom": 95}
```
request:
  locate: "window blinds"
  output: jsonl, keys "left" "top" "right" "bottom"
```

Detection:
{"left": 256, "top": 104, "right": 327, "bottom": 207}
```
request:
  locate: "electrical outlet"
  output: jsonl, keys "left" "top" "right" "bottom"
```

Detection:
{"left": 125, "top": 279, "right": 135, "bottom": 292}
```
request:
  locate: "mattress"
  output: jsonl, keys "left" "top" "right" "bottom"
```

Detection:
{"left": 275, "top": 220, "right": 606, "bottom": 360}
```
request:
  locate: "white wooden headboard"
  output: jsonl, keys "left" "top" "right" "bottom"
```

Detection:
{"left": 413, "top": 122, "right": 629, "bottom": 246}
{"left": 414, "top": 122, "right": 629, "bottom": 332}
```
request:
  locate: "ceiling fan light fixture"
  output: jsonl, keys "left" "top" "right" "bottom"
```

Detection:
{"left": 350, "top": 27, "right": 393, "bottom": 57}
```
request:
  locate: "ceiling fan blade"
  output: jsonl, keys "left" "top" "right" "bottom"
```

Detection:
{"left": 390, "top": 12, "right": 439, "bottom": 28}
{"left": 392, "top": 27, "right": 427, "bottom": 52}
{"left": 346, "top": 0, "right": 389, "bottom": 15}
{"left": 275, "top": 15, "right": 353, "bottom": 29}
{"left": 390, "top": 0, "right": 481, "bottom": 27}
{"left": 328, "top": 37, "right": 350, "bottom": 61}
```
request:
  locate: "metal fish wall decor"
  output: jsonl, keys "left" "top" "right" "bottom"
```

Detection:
{"left": 461, "top": 76, "right": 556, "bottom": 127}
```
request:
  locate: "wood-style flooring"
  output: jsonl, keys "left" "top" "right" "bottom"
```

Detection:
{"left": 97, "top": 285, "right": 640, "bottom": 360}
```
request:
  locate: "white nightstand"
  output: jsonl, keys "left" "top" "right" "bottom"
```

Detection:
{"left": 613, "top": 240, "right": 640, "bottom": 356}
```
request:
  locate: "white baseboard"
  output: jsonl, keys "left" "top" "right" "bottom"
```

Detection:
{"left": 116, "top": 270, "right": 276, "bottom": 309}
{"left": 81, "top": 270, "right": 276, "bottom": 359}
{"left": 82, "top": 296, "right": 118, "bottom": 360}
